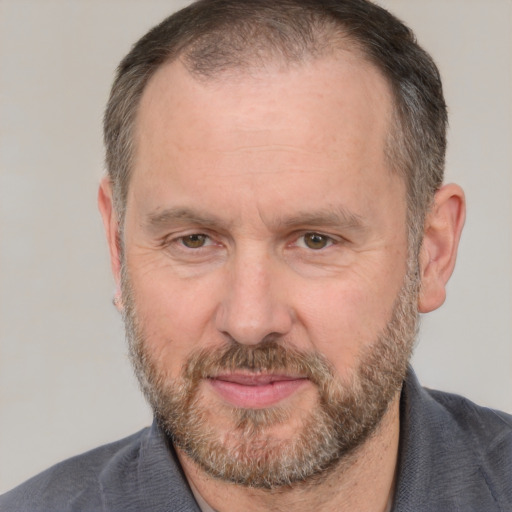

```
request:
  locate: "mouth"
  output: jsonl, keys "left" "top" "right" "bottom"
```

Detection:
{"left": 207, "top": 373, "right": 309, "bottom": 408}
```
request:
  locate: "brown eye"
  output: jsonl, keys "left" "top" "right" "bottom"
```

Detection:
{"left": 181, "top": 234, "right": 208, "bottom": 248}
{"left": 303, "top": 232, "right": 331, "bottom": 250}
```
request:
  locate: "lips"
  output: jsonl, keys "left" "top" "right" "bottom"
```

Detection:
{"left": 208, "top": 373, "right": 308, "bottom": 408}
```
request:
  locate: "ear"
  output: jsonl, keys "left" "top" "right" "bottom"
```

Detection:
{"left": 98, "top": 177, "right": 123, "bottom": 310}
{"left": 418, "top": 183, "right": 466, "bottom": 313}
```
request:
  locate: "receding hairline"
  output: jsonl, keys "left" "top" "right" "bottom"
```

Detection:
{"left": 138, "top": 31, "right": 387, "bottom": 101}
{"left": 105, "top": 0, "right": 445, "bottom": 255}
{"left": 127, "top": 37, "right": 401, "bottom": 196}
{"left": 180, "top": 18, "right": 369, "bottom": 78}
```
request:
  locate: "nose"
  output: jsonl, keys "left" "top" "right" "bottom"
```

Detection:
{"left": 215, "top": 249, "right": 294, "bottom": 346}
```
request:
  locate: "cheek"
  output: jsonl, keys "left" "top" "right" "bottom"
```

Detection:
{"left": 295, "top": 276, "right": 399, "bottom": 375}
{"left": 127, "top": 266, "right": 222, "bottom": 377}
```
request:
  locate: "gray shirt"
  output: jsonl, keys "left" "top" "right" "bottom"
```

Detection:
{"left": 1, "top": 369, "right": 511, "bottom": 511}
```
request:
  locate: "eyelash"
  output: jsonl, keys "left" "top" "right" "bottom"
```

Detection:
{"left": 178, "top": 233, "right": 213, "bottom": 249}
{"left": 166, "top": 231, "right": 339, "bottom": 252}
{"left": 294, "top": 232, "right": 337, "bottom": 250}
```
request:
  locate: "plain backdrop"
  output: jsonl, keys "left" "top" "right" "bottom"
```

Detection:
{"left": 1, "top": 0, "right": 511, "bottom": 494}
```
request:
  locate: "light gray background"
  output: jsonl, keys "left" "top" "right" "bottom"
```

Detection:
{"left": 1, "top": 0, "right": 511, "bottom": 494}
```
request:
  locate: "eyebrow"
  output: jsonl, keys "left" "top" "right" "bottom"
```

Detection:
{"left": 144, "top": 207, "right": 230, "bottom": 232}
{"left": 277, "top": 207, "right": 367, "bottom": 232}
{"left": 143, "top": 205, "right": 368, "bottom": 234}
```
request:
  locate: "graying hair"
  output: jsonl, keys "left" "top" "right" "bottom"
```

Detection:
{"left": 104, "top": 0, "right": 447, "bottom": 254}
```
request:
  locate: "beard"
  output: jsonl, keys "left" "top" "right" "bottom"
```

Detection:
{"left": 121, "top": 262, "right": 419, "bottom": 489}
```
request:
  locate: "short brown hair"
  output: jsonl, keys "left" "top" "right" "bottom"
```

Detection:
{"left": 104, "top": 0, "right": 447, "bottom": 252}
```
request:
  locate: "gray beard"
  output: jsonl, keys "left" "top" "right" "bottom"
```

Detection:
{"left": 121, "top": 263, "right": 419, "bottom": 489}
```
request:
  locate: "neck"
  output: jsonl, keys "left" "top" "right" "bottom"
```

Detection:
{"left": 177, "top": 395, "right": 400, "bottom": 512}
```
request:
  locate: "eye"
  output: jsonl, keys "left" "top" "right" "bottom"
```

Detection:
{"left": 298, "top": 232, "right": 335, "bottom": 250}
{"left": 180, "top": 234, "right": 210, "bottom": 249}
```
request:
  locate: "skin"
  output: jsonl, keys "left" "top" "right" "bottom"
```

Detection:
{"left": 99, "top": 53, "right": 465, "bottom": 511}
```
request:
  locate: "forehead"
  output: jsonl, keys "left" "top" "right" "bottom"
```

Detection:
{"left": 135, "top": 52, "right": 393, "bottom": 160}
{"left": 129, "top": 53, "right": 401, "bottom": 223}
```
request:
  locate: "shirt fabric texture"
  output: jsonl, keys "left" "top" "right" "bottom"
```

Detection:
{"left": 1, "top": 369, "right": 511, "bottom": 511}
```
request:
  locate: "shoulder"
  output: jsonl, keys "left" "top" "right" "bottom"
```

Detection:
{"left": 426, "top": 387, "right": 512, "bottom": 475}
{"left": 0, "top": 428, "right": 150, "bottom": 512}
{"left": 395, "top": 371, "right": 512, "bottom": 511}
{"left": 426, "top": 386, "right": 512, "bottom": 448}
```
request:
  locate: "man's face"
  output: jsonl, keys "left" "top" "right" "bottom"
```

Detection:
{"left": 119, "top": 54, "right": 417, "bottom": 487}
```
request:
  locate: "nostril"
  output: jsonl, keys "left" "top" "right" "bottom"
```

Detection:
{"left": 214, "top": 256, "right": 294, "bottom": 345}
{"left": 215, "top": 302, "right": 294, "bottom": 347}
{"left": 218, "top": 331, "right": 288, "bottom": 348}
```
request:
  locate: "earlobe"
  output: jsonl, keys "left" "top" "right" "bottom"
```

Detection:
{"left": 98, "top": 177, "right": 122, "bottom": 292}
{"left": 418, "top": 183, "right": 466, "bottom": 313}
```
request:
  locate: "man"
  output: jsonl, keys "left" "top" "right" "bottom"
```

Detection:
{"left": 1, "top": 0, "right": 511, "bottom": 510}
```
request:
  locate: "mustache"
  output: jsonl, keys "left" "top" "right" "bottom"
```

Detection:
{"left": 183, "top": 340, "right": 335, "bottom": 388}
